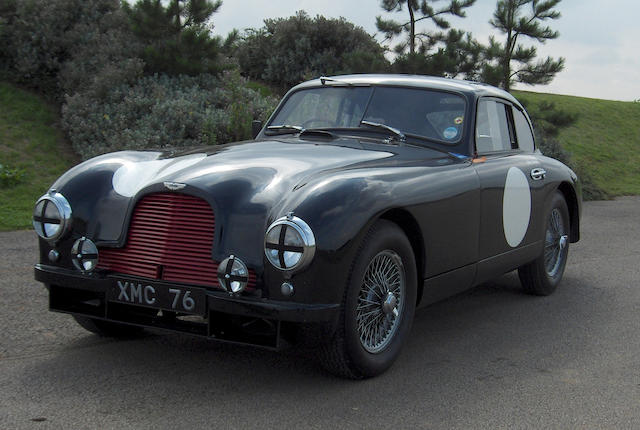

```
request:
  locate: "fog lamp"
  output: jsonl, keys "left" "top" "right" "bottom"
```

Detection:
{"left": 71, "top": 237, "right": 99, "bottom": 273}
{"left": 218, "top": 255, "right": 249, "bottom": 294}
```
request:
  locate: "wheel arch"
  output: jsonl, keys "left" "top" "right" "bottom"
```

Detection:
{"left": 379, "top": 208, "right": 425, "bottom": 306}
{"left": 557, "top": 181, "right": 580, "bottom": 242}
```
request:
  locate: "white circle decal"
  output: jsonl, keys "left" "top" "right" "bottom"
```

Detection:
{"left": 502, "top": 167, "right": 531, "bottom": 247}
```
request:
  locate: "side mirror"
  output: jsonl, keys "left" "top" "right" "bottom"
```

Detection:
{"left": 252, "top": 120, "right": 263, "bottom": 139}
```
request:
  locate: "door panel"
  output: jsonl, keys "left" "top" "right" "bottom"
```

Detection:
{"left": 410, "top": 163, "right": 481, "bottom": 278}
{"left": 474, "top": 154, "right": 545, "bottom": 261}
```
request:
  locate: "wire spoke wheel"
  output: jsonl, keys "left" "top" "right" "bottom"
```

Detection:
{"left": 518, "top": 191, "right": 570, "bottom": 296}
{"left": 319, "top": 220, "right": 416, "bottom": 378}
{"left": 356, "top": 250, "right": 405, "bottom": 353}
{"left": 544, "top": 207, "right": 568, "bottom": 277}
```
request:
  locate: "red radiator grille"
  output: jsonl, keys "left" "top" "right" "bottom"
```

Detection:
{"left": 98, "top": 193, "right": 256, "bottom": 290}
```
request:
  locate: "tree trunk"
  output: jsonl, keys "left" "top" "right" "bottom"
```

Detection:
{"left": 408, "top": 3, "right": 415, "bottom": 55}
{"left": 502, "top": 0, "right": 518, "bottom": 91}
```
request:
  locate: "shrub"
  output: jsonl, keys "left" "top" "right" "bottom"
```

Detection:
{"left": 58, "top": 3, "right": 144, "bottom": 100}
{"left": 0, "top": 0, "right": 18, "bottom": 79}
{"left": 2, "top": 0, "right": 80, "bottom": 95}
{"left": 575, "top": 162, "right": 611, "bottom": 201}
{"left": 63, "top": 71, "right": 278, "bottom": 159}
{"left": 0, "top": 164, "right": 26, "bottom": 188}
{"left": 535, "top": 131, "right": 610, "bottom": 201}
{"left": 1, "top": 0, "right": 142, "bottom": 99}
{"left": 534, "top": 132, "right": 570, "bottom": 165}
{"left": 521, "top": 97, "right": 610, "bottom": 200}
{"left": 236, "top": 11, "right": 389, "bottom": 90}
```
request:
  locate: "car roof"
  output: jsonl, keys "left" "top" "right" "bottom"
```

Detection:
{"left": 292, "top": 74, "right": 523, "bottom": 108}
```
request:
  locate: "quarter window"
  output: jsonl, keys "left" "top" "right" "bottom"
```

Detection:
{"left": 513, "top": 108, "right": 535, "bottom": 152}
{"left": 475, "top": 99, "right": 511, "bottom": 153}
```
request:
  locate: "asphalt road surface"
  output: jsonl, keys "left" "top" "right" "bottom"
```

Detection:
{"left": 1, "top": 197, "right": 639, "bottom": 429}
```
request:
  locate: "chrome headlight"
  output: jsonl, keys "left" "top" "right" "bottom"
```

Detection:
{"left": 264, "top": 214, "right": 315, "bottom": 272}
{"left": 32, "top": 190, "right": 72, "bottom": 242}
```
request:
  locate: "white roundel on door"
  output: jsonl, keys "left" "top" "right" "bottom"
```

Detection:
{"left": 503, "top": 167, "right": 531, "bottom": 247}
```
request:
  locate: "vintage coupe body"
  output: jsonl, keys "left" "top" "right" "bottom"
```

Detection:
{"left": 34, "top": 74, "right": 581, "bottom": 378}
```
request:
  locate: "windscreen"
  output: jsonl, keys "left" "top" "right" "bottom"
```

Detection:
{"left": 269, "top": 86, "right": 467, "bottom": 143}
{"left": 271, "top": 87, "right": 371, "bottom": 129}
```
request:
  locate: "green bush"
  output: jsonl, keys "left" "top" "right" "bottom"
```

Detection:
{"left": 57, "top": 3, "right": 144, "bottom": 100}
{"left": 535, "top": 132, "right": 570, "bottom": 164}
{"left": 63, "top": 71, "right": 278, "bottom": 159}
{"left": 521, "top": 96, "right": 609, "bottom": 201}
{"left": 535, "top": 131, "right": 610, "bottom": 201}
{"left": 2, "top": 0, "right": 274, "bottom": 160}
{"left": 1, "top": 0, "right": 78, "bottom": 94}
{"left": 0, "top": 0, "right": 17, "bottom": 78}
{"left": 236, "top": 11, "right": 389, "bottom": 90}
{"left": 1, "top": 0, "right": 142, "bottom": 99}
{"left": 0, "top": 164, "right": 26, "bottom": 188}
{"left": 0, "top": 0, "right": 134, "bottom": 99}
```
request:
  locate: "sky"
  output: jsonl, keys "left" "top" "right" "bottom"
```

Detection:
{"left": 210, "top": 0, "right": 640, "bottom": 102}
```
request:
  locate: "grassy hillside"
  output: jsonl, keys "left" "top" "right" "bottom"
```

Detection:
{"left": 514, "top": 90, "right": 640, "bottom": 196}
{"left": 0, "top": 82, "right": 77, "bottom": 231}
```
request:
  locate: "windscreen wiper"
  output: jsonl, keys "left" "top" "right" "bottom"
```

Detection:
{"left": 360, "top": 120, "right": 406, "bottom": 142}
{"left": 400, "top": 132, "right": 471, "bottom": 161}
{"left": 266, "top": 124, "right": 303, "bottom": 134}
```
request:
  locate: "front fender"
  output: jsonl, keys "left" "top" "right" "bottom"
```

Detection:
{"left": 259, "top": 173, "right": 393, "bottom": 305}
{"left": 275, "top": 169, "right": 407, "bottom": 254}
{"left": 261, "top": 162, "right": 478, "bottom": 305}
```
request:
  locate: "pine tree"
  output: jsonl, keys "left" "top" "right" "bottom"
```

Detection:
{"left": 376, "top": 0, "right": 476, "bottom": 55}
{"left": 481, "top": 0, "right": 564, "bottom": 91}
{"left": 124, "top": 0, "right": 223, "bottom": 76}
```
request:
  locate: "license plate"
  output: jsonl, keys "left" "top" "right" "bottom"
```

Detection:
{"left": 107, "top": 278, "right": 206, "bottom": 315}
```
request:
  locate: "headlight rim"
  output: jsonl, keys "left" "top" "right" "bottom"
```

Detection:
{"left": 264, "top": 214, "right": 316, "bottom": 273}
{"left": 32, "top": 190, "right": 72, "bottom": 242}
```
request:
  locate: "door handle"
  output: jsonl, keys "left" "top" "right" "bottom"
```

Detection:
{"left": 530, "top": 167, "right": 546, "bottom": 181}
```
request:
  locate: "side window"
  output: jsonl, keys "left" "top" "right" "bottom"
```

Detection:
{"left": 475, "top": 99, "right": 511, "bottom": 153}
{"left": 513, "top": 108, "right": 535, "bottom": 152}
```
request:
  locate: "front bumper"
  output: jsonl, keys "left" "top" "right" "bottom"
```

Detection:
{"left": 35, "top": 264, "right": 340, "bottom": 348}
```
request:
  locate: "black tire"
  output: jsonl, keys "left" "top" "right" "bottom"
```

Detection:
{"left": 73, "top": 315, "right": 144, "bottom": 338}
{"left": 319, "top": 220, "right": 417, "bottom": 379}
{"left": 518, "top": 191, "right": 570, "bottom": 296}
